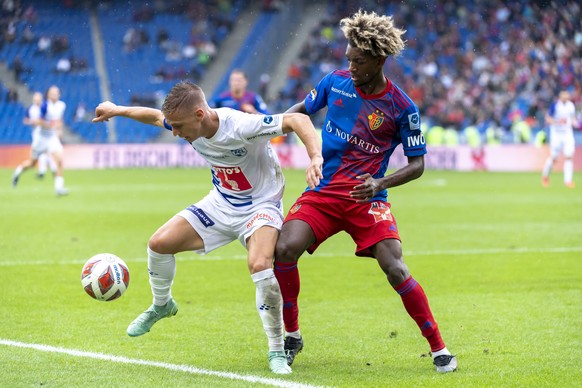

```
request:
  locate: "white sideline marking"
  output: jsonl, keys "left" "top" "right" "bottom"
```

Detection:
{"left": 0, "top": 339, "right": 323, "bottom": 388}
{"left": 1, "top": 246, "right": 581, "bottom": 267}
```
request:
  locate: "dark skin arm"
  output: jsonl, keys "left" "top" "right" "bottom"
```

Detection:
{"left": 289, "top": 100, "right": 424, "bottom": 202}
{"left": 350, "top": 155, "right": 425, "bottom": 203}
{"left": 285, "top": 101, "right": 308, "bottom": 114}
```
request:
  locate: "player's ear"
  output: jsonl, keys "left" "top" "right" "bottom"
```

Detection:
{"left": 195, "top": 107, "right": 205, "bottom": 121}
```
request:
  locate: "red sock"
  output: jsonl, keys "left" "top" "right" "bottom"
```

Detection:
{"left": 394, "top": 276, "right": 445, "bottom": 352}
{"left": 274, "top": 261, "right": 300, "bottom": 332}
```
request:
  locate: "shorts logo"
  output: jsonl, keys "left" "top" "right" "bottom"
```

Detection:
{"left": 368, "top": 110, "right": 385, "bottom": 131}
{"left": 186, "top": 205, "right": 215, "bottom": 227}
{"left": 246, "top": 212, "right": 278, "bottom": 229}
{"left": 368, "top": 202, "right": 392, "bottom": 223}
{"left": 408, "top": 112, "right": 420, "bottom": 130}
{"left": 231, "top": 148, "right": 247, "bottom": 157}
{"left": 289, "top": 204, "right": 301, "bottom": 214}
{"left": 263, "top": 116, "right": 273, "bottom": 125}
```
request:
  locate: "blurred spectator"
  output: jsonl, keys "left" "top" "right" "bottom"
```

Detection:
{"left": 56, "top": 57, "right": 71, "bottom": 72}
{"left": 7, "top": 87, "right": 18, "bottom": 102}
{"left": 278, "top": 0, "right": 582, "bottom": 144}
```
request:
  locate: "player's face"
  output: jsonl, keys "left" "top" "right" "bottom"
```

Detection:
{"left": 345, "top": 45, "right": 384, "bottom": 88}
{"left": 559, "top": 91, "right": 570, "bottom": 102}
{"left": 229, "top": 72, "right": 247, "bottom": 93}
{"left": 32, "top": 93, "right": 43, "bottom": 105}
{"left": 47, "top": 86, "right": 60, "bottom": 102}
{"left": 165, "top": 107, "right": 204, "bottom": 143}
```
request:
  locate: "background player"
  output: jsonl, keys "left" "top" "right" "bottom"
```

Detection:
{"left": 542, "top": 90, "right": 579, "bottom": 188}
{"left": 213, "top": 69, "right": 269, "bottom": 114}
{"left": 12, "top": 92, "right": 48, "bottom": 186}
{"left": 13, "top": 89, "right": 64, "bottom": 192}
{"left": 43, "top": 85, "right": 68, "bottom": 195}
{"left": 92, "top": 81, "right": 323, "bottom": 375}
{"left": 273, "top": 10, "right": 457, "bottom": 373}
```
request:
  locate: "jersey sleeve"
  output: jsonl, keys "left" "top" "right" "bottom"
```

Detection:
{"left": 548, "top": 102, "right": 556, "bottom": 118}
{"left": 163, "top": 118, "right": 172, "bottom": 131}
{"left": 238, "top": 112, "right": 284, "bottom": 142}
{"left": 398, "top": 105, "right": 427, "bottom": 157}
{"left": 254, "top": 94, "right": 269, "bottom": 114}
{"left": 40, "top": 102, "right": 48, "bottom": 119}
{"left": 304, "top": 71, "right": 333, "bottom": 114}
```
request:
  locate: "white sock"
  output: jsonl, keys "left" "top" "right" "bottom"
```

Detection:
{"left": 48, "top": 157, "right": 58, "bottom": 175}
{"left": 285, "top": 330, "right": 301, "bottom": 339}
{"left": 13, "top": 166, "right": 23, "bottom": 178}
{"left": 38, "top": 154, "right": 48, "bottom": 175}
{"left": 147, "top": 247, "right": 176, "bottom": 306}
{"left": 54, "top": 176, "right": 64, "bottom": 191}
{"left": 564, "top": 159, "right": 573, "bottom": 184}
{"left": 542, "top": 157, "right": 554, "bottom": 178}
{"left": 432, "top": 347, "right": 451, "bottom": 358}
{"left": 252, "top": 268, "right": 285, "bottom": 352}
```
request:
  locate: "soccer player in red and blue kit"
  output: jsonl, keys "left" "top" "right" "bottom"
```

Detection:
{"left": 213, "top": 69, "right": 269, "bottom": 114}
{"left": 274, "top": 9, "right": 457, "bottom": 373}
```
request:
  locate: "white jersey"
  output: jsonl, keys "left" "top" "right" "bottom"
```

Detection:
{"left": 548, "top": 100, "right": 576, "bottom": 136}
{"left": 42, "top": 99, "right": 66, "bottom": 131}
{"left": 25, "top": 103, "right": 43, "bottom": 135}
{"left": 187, "top": 108, "right": 285, "bottom": 208}
{"left": 548, "top": 100, "right": 576, "bottom": 157}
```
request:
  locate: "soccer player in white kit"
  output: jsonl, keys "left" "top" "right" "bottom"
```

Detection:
{"left": 93, "top": 81, "right": 323, "bottom": 375}
{"left": 12, "top": 92, "right": 48, "bottom": 186}
{"left": 542, "top": 90, "right": 579, "bottom": 188}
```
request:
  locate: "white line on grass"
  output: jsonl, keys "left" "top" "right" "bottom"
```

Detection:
{"left": 1, "top": 246, "right": 581, "bottom": 267}
{"left": 0, "top": 339, "right": 324, "bottom": 388}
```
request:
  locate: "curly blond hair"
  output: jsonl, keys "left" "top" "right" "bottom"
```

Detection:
{"left": 340, "top": 9, "right": 406, "bottom": 57}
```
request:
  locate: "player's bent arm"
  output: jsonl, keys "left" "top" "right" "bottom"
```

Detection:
{"left": 281, "top": 113, "right": 323, "bottom": 188}
{"left": 93, "top": 101, "right": 165, "bottom": 128}
{"left": 379, "top": 155, "right": 425, "bottom": 189}
{"left": 285, "top": 101, "right": 308, "bottom": 114}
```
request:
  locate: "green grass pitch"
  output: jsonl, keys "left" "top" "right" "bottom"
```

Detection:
{"left": 0, "top": 167, "right": 581, "bottom": 387}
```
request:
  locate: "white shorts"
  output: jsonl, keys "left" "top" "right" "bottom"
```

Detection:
{"left": 177, "top": 189, "right": 284, "bottom": 254}
{"left": 31, "top": 130, "right": 63, "bottom": 159}
{"left": 549, "top": 132, "right": 575, "bottom": 158}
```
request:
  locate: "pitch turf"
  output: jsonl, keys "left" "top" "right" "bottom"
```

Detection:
{"left": 0, "top": 168, "right": 581, "bottom": 387}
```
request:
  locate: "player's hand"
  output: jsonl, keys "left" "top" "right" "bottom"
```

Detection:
{"left": 350, "top": 173, "right": 382, "bottom": 203}
{"left": 92, "top": 101, "right": 118, "bottom": 123}
{"left": 305, "top": 155, "right": 323, "bottom": 189}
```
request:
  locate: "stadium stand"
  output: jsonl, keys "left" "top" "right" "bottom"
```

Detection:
{"left": 0, "top": 0, "right": 580, "bottom": 146}
{"left": 270, "top": 0, "right": 582, "bottom": 145}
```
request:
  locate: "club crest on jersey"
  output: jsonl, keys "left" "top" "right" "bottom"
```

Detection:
{"left": 367, "top": 110, "right": 385, "bottom": 131}
{"left": 289, "top": 204, "right": 301, "bottom": 214}
{"left": 368, "top": 202, "right": 392, "bottom": 223}
{"left": 231, "top": 148, "right": 247, "bottom": 157}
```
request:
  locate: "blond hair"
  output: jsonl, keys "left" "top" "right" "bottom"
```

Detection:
{"left": 162, "top": 81, "right": 207, "bottom": 116}
{"left": 340, "top": 9, "right": 406, "bottom": 57}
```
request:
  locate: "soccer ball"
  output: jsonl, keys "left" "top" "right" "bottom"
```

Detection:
{"left": 81, "top": 253, "right": 130, "bottom": 301}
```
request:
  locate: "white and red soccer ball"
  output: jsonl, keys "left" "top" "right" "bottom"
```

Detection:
{"left": 81, "top": 253, "right": 130, "bottom": 301}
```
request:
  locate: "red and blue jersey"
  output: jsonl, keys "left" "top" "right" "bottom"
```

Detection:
{"left": 304, "top": 70, "right": 426, "bottom": 201}
{"left": 213, "top": 91, "right": 269, "bottom": 114}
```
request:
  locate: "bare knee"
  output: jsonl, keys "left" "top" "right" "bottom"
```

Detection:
{"left": 275, "top": 237, "right": 303, "bottom": 263}
{"left": 372, "top": 240, "right": 410, "bottom": 286}
{"left": 148, "top": 232, "right": 171, "bottom": 254}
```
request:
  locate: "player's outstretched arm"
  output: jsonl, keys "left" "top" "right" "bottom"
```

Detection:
{"left": 281, "top": 112, "right": 323, "bottom": 189}
{"left": 92, "top": 101, "right": 165, "bottom": 128}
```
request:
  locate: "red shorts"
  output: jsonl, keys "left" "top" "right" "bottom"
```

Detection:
{"left": 284, "top": 191, "right": 401, "bottom": 257}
